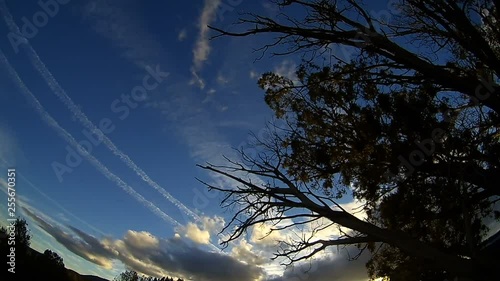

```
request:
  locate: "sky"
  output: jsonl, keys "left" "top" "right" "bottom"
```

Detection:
{"left": 0, "top": 0, "right": 372, "bottom": 280}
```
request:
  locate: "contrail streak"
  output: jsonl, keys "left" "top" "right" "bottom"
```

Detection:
{"left": 0, "top": 49, "right": 181, "bottom": 228}
{"left": 0, "top": 159, "right": 107, "bottom": 235}
{"left": 22, "top": 172, "right": 108, "bottom": 236}
{"left": 0, "top": 0, "right": 200, "bottom": 223}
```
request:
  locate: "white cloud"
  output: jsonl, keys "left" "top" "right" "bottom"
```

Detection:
{"left": 148, "top": 78, "right": 374, "bottom": 279}
{"left": 178, "top": 28, "right": 187, "bottom": 41}
{"left": 262, "top": 2, "right": 279, "bottom": 15}
{"left": 340, "top": 200, "right": 367, "bottom": 221}
{"left": 190, "top": 0, "right": 222, "bottom": 89}
{"left": 201, "top": 215, "right": 225, "bottom": 234}
{"left": 190, "top": 69, "right": 206, "bottom": 89}
{"left": 250, "top": 223, "right": 284, "bottom": 247}
{"left": 25, "top": 207, "right": 265, "bottom": 281}
{"left": 269, "top": 251, "right": 371, "bottom": 281}
{"left": 236, "top": 199, "right": 370, "bottom": 276}
{"left": 123, "top": 230, "right": 160, "bottom": 250}
{"left": 231, "top": 239, "right": 266, "bottom": 265}
{"left": 192, "top": 0, "right": 221, "bottom": 70}
{"left": 275, "top": 60, "right": 298, "bottom": 83}
{"left": 82, "top": 1, "right": 166, "bottom": 68}
{"left": 249, "top": 70, "right": 259, "bottom": 79}
{"left": 216, "top": 73, "right": 230, "bottom": 85}
{"left": 202, "top": 89, "right": 216, "bottom": 104}
{"left": 183, "top": 222, "right": 211, "bottom": 244}
{"left": 177, "top": 215, "right": 225, "bottom": 245}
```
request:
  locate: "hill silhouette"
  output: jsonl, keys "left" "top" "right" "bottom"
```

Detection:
{"left": 1, "top": 218, "right": 186, "bottom": 281}
{"left": 1, "top": 218, "right": 108, "bottom": 281}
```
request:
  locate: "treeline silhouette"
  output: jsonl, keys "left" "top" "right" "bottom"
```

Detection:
{"left": 113, "top": 270, "right": 185, "bottom": 281}
{"left": 1, "top": 218, "right": 69, "bottom": 280}
{"left": 0, "top": 218, "right": 186, "bottom": 281}
{"left": 0, "top": 218, "right": 110, "bottom": 281}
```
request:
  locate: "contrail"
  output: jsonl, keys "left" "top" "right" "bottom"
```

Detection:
{"left": 1, "top": 158, "right": 107, "bottom": 235}
{"left": 0, "top": 49, "right": 181, "bottom": 228}
{"left": 0, "top": 1, "right": 200, "bottom": 223}
{"left": 21, "top": 169, "right": 108, "bottom": 236}
{"left": 0, "top": 164, "right": 106, "bottom": 236}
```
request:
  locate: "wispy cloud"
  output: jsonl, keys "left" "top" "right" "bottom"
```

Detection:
{"left": 149, "top": 80, "right": 296, "bottom": 277}
{"left": 1, "top": 2, "right": 203, "bottom": 226}
{"left": 190, "top": 0, "right": 222, "bottom": 89}
{"left": 0, "top": 49, "right": 180, "bottom": 227}
{"left": 216, "top": 73, "right": 229, "bottom": 85}
{"left": 192, "top": 0, "right": 221, "bottom": 70}
{"left": 178, "top": 28, "right": 187, "bottom": 42}
{"left": 274, "top": 60, "right": 298, "bottom": 83}
{"left": 82, "top": 0, "right": 165, "bottom": 68}
{"left": 18, "top": 172, "right": 107, "bottom": 236}
{"left": 190, "top": 69, "right": 206, "bottom": 90}
{"left": 249, "top": 70, "right": 259, "bottom": 80}
{"left": 0, "top": 123, "right": 19, "bottom": 169}
{"left": 23, "top": 207, "right": 115, "bottom": 269}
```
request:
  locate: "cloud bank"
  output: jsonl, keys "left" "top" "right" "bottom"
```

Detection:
{"left": 23, "top": 207, "right": 264, "bottom": 281}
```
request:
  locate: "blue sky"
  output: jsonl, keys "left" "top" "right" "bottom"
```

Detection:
{"left": 0, "top": 1, "right": 370, "bottom": 280}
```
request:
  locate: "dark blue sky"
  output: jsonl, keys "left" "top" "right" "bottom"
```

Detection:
{"left": 0, "top": 1, "right": 373, "bottom": 280}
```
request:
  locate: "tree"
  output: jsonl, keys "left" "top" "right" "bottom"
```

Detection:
{"left": 13, "top": 217, "right": 31, "bottom": 250}
{"left": 43, "top": 249, "right": 64, "bottom": 268}
{"left": 114, "top": 270, "right": 140, "bottom": 281}
{"left": 201, "top": 0, "right": 500, "bottom": 280}
{"left": 1, "top": 218, "right": 31, "bottom": 254}
{"left": 1, "top": 217, "right": 72, "bottom": 280}
{"left": 113, "top": 271, "right": 183, "bottom": 281}
{"left": 39, "top": 249, "right": 68, "bottom": 280}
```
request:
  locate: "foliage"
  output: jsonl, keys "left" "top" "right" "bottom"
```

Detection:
{"left": 204, "top": 0, "right": 500, "bottom": 280}
{"left": 44, "top": 249, "right": 65, "bottom": 268}
{"left": 0, "top": 217, "right": 32, "bottom": 250}
{"left": 1, "top": 217, "right": 70, "bottom": 280}
{"left": 114, "top": 270, "right": 184, "bottom": 281}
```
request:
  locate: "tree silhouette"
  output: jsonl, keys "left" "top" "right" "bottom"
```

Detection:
{"left": 0, "top": 218, "right": 32, "bottom": 251}
{"left": 1, "top": 218, "right": 31, "bottom": 273}
{"left": 114, "top": 270, "right": 183, "bottom": 281}
{"left": 1, "top": 217, "right": 71, "bottom": 280}
{"left": 202, "top": 0, "right": 500, "bottom": 280}
{"left": 43, "top": 249, "right": 65, "bottom": 268}
{"left": 38, "top": 249, "right": 68, "bottom": 280}
{"left": 114, "top": 270, "right": 139, "bottom": 281}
